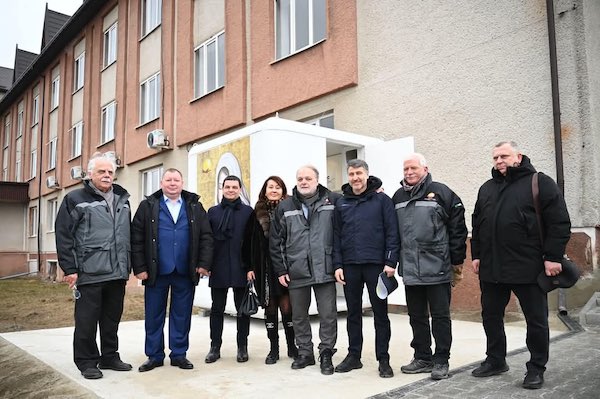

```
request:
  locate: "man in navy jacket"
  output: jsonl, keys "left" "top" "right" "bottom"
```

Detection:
{"left": 333, "top": 159, "right": 399, "bottom": 378}
{"left": 132, "top": 168, "right": 213, "bottom": 372}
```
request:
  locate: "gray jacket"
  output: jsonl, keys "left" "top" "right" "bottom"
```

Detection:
{"left": 270, "top": 184, "right": 340, "bottom": 289}
{"left": 55, "top": 180, "right": 131, "bottom": 285}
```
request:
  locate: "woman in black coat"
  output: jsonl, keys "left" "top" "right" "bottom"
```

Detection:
{"left": 243, "top": 176, "right": 298, "bottom": 364}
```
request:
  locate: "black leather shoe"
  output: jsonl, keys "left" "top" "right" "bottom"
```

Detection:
{"left": 81, "top": 367, "right": 103, "bottom": 379}
{"left": 471, "top": 361, "right": 509, "bottom": 377}
{"left": 522, "top": 370, "right": 544, "bottom": 389}
{"left": 291, "top": 354, "right": 316, "bottom": 369}
{"left": 265, "top": 350, "right": 279, "bottom": 365}
{"left": 205, "top": 346, "right": 221, "bottom": 363}
{"left": 335, "top": 354, "right": 363, "bottom": 373}
{"left": 138, "top": 359, "right": 164, "bottom": 372}
{"left": 319, "top": 349, "right": 334, "bottom": 375}
{"left": 171, "top": 357, "right": 194, "bottom": 369}
{"left": 379, "top": 360, "right": 394, "bottom": 378}
{"left": 98, "top": 358, "right": 132, "bottom": 371}
{"left": 237, "top": 346, "right": 249, "bottom": 363}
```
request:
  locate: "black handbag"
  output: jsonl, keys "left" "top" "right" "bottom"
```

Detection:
{"left": 239, "top": 280, "right": 260, "bottom": 316}
{"left": 532, "top": 173, "right": 580, "bottom": 292}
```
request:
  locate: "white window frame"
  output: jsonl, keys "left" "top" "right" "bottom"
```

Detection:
{"left": 30, "top": 149, "right": 37, "bottom": 179}
{"left": 140, "top": 73, "right": 160, "bottom": 124}
{"left": 17, "top": 108, "right": 23, "bottom": 138}
{"left": 194, "top": 31, "right": 225, "bottom": 99}
{"left": 101, "top": 102, "right": 116, "bottom": 144}
{"left": 29, "top": 206, "right": 38, "bottom": 237}
{"left": 50, "top": 76, "right": 60, "bottom": 110}
{"left": 48, "top": 199, "right": 58, "bottom": 233}
{"left": 73, "top": 52, "right": 85, "bottom": 92}
{"left": 71, "top": 121, "right": 83, "bottom": 158}
{"left": 48, "top": 138, "right": 57, "bottom": 170}
{"left": 2, "top": 116, "right": 9, "bottom": 180}
{"left": 15, "top": 136, "right": 22, "bottom": 182}
{"left": 142, "top": 166, "right": 163, "bottom": 196}
{"left": 32, "top": 95, "right": 39, "bottom": 126}
{"left": 306, "top": 112, "right": 334, "bottom": 129}
{"left": 141, "top": 0, "right": 162, "bottom": 37}
{"left": 103, "top": 23, "right": 118, "bottom": 67}
{"left": 275, "top": 0, "right": 327, "bottom": 60}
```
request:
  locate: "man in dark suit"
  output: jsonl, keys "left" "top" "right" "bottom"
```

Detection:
{"left": 132, "top": 168, "right": 213, "bottom": 372}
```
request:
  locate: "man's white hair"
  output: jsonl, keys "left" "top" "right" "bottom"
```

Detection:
{"left": 297, "top": 164, "right": 319, "bottom": 179}
{"left": 87, "top": 152, "right": 117, "bottom": 175}
{"left": 403, "top": 152, "right": 428, "bottom": 167}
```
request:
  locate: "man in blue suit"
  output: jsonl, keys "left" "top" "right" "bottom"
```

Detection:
{"left": 132, "top": 168, "right": 213, "bottom": 372}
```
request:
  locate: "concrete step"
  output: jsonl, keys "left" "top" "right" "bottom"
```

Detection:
{"left": 580, "top": 292, "right": 600, "bottom": 328}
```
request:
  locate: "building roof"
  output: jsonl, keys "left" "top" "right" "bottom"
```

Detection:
{"left": 0, "top": 182, "right": 29, "bottom": 203}
{"left": 41, "top": 7, "right": 72, "bottom": 50}
{"left": 0, "top": 1, "right": 103, "bottom": 114}
{"left": 12, "top": 48, "right": 38, "bottom": 84}
{"left": 0, "top": 67, "right": 13, "bottom": 92}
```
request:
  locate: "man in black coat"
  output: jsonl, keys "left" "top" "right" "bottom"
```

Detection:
{"left": 471, "top": 141, "right": 571, "bottom": 389}
{"left": 200, "top": 175, "right": 255, "bottom": 364}
{"left": 132, "top": 168, "right": 213, "bottom": 372}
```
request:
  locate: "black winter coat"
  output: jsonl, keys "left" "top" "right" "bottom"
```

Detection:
{"left": 131, "top": 190, "right": 214, "bottom": 287}
{"left": 471, "top": 156, "right": 571, "bottom": 284}
{"left": 333, "top": 176, "right": 399, "bottom": 269}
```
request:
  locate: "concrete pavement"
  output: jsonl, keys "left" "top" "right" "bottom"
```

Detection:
{"left": 1, "top": 312, "right": 593, "bottom": 399}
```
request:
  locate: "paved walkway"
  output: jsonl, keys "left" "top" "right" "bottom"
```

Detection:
{"left": 1, "top": 313, "right": 597, "bottom": 399}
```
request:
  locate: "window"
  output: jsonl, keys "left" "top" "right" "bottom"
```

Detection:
{"left": 30, "top": 149, "right": 37, "bottom": 179}
{"left": 28, "top": 206, "right": 38, "bottom": 237}
{"left": 142, "top": 166, "right": 163, "bottom": 196}
{"left": 142, "top": 0, "right": 162, "bottom": 36}
{"left": 74, "top": 52, "right": 85, "bottom": 91}
{"left": 15, "top": 137, "right": 22, "bottom": 182}
{"left": 2, "top": 116, "right": 9, "bottom": 180}
{"left": 194, "top": 31, "right": 225, "bottom": 98}
{"left": 48, "top": 199, "right": 58, "bottom": 232}
{"left": 306, "top": 112, "right": 334, "bottom": 129}
{"left": 17, "top": 108, "right": 23, "bottom": 138}
{"left": 101, "top": 102, "right": 116, "bottom": 143}
{"left": 48, "top": 138, "right": 57, "bottom": 170}
{"left": 276, "top": 0, "right": 326, "bottom": 60}
{"left": 32, "top": 95, "right": 39, "bottom": 125}
{"left": 140, "top": 73, "right": 160, "bottom": 124}
{"left": 103, "top": 23, "right": 118, "bottom": 67}
{"left": 71, "top": 122, "right": 83, "bottom": 158}
{"left": 51, "top": 76, "right": 60, "bottom": 110}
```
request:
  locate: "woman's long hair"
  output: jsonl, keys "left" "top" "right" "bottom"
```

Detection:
{"left": 258, "top": 176, "right": 288, "bottom": 203}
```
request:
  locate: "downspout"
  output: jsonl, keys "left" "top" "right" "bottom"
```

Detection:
{"left": 546, "top": 0, "right": 568, "bottom": 316}
{"left": 36, "top": 75, "right": 46, "bottom": 277}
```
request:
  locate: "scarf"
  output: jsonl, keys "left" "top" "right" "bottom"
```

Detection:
{"left": 89, "top": 181, "right": 115, "bottom": 217}
{"left": 402, "top": 174, "right": 427, "bottom": 193}
{"left": 214, "top": 197, "right": 241, "bottom": 240}
{"left": 298, "top": 191, "right": 319, "bottom": 219}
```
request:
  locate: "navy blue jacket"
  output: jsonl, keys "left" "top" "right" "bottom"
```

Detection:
{"left": 207, "top": 200, "right": 255, "bottom": 288}
{"left": 333, "top": 176, "right": 399, "bottom": 269}
{"left": 157, "top": 200, "right": 190, "bottom": 275}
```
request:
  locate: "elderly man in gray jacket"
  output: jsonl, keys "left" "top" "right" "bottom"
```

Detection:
{"left": 271, "top": 165, "right": 340, "bottom": 375}
{"left": 56, "top": 152, "right": 132, "bottom": 380}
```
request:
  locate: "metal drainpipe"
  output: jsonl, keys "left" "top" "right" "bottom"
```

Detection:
{"left": 546, "top": 0, "right": 568, "bottom": 315}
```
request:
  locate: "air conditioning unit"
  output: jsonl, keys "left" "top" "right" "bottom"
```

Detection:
{"left": 70, "top": 166, "right": 86, "bottom": 180}
{"left": 46, "top": 176, "right": 59, "bottom": 189}
{"left": 147, "top": 129, "right": 170, "bottom": 149}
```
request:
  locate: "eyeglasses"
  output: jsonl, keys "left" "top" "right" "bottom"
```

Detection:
{"left": 72, "top": 285, "right": 81, "bottom": 300}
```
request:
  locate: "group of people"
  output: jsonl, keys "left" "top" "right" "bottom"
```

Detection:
{"left": 55, "top": 140, "right": 571, "bottom": 391}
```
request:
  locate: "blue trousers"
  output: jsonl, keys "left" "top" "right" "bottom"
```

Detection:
{"left": 144, "top": 272, "right": 195, "bottom": 361}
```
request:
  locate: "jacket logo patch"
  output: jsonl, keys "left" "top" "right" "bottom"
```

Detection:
{"left": 426, "top": 192, "right": 436, "bottom": 200}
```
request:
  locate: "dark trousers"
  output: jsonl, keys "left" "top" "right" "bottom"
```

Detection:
{"left": 210, "top": 287, "right": 250, "bottom": 347}
{"left": 73, "top": 280, "right": 126, "bottom": 371}
{"left": 144, "top": 272, "right": 195, "bottom": 361}
{"left": 405, "top": 283, "right": 452, "bottom": 364}
{"left": 343, "top": 264, "right": 391, "bottom": 361}
{"left": 480, "top": 281, "right": 549, "bottom": 372}
{"left": 289, "top": 282, "right": 337, "bottom": 356}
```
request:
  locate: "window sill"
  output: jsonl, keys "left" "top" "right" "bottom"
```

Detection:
{"left": 67, "top": 154, "right": 81, "bottom": 162}
{"left": 46, "top": 167, "right": 56, "bottom": 173}
{"left": 136, "top": 117, "right": 160, "bottom": 129}
{"left": 189, "top": 86, "right": 224, "bottom": 104}
{"left": 97, "top": 138, "right": 115, "bottom": 148}
{"left": 271, "top": 38, "right": 327, "bottom": 65}
{"left": 140, "top": 24, "right": 161, "bottom": 41}
{"left": 72, "top": 87, "right": 83, "bottom": 95}
{"left": 101, "top": 60, "right": 116, "bottom": 72}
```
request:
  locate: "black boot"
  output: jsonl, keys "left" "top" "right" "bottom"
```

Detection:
{"left": 265, "top": 314, "right": 280, "bottom": 364}
{"left": 282, "top": 314, "right": 298, "bottom": 359}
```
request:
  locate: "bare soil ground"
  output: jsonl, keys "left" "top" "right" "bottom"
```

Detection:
{"left": 0, "top": 276, "right": 145, "bottom": 333}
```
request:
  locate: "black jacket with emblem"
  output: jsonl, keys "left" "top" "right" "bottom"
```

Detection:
{"left": 471, "top": 155, "right": 571, "bottom": 284}
{"left": 392, "top": 173, "right": 467, "bottom": 286}
{"left": 270, "top": 184, "right": 340, "bottom": 289}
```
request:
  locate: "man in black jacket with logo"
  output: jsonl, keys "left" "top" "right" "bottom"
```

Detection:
{"left": 471, "top": 141, "right": 571, "bottom": 389}
{"left": 131, "top": 168, "right": 213, "bottom": 372}
{"left": 333, "top": 159, "right": 399, "bottom": 378}
{"left": 393, "top": 153, "right": 467, "bottom": 381}
{"left": 55, "top": 152, "right": 132, "bottom": 379}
